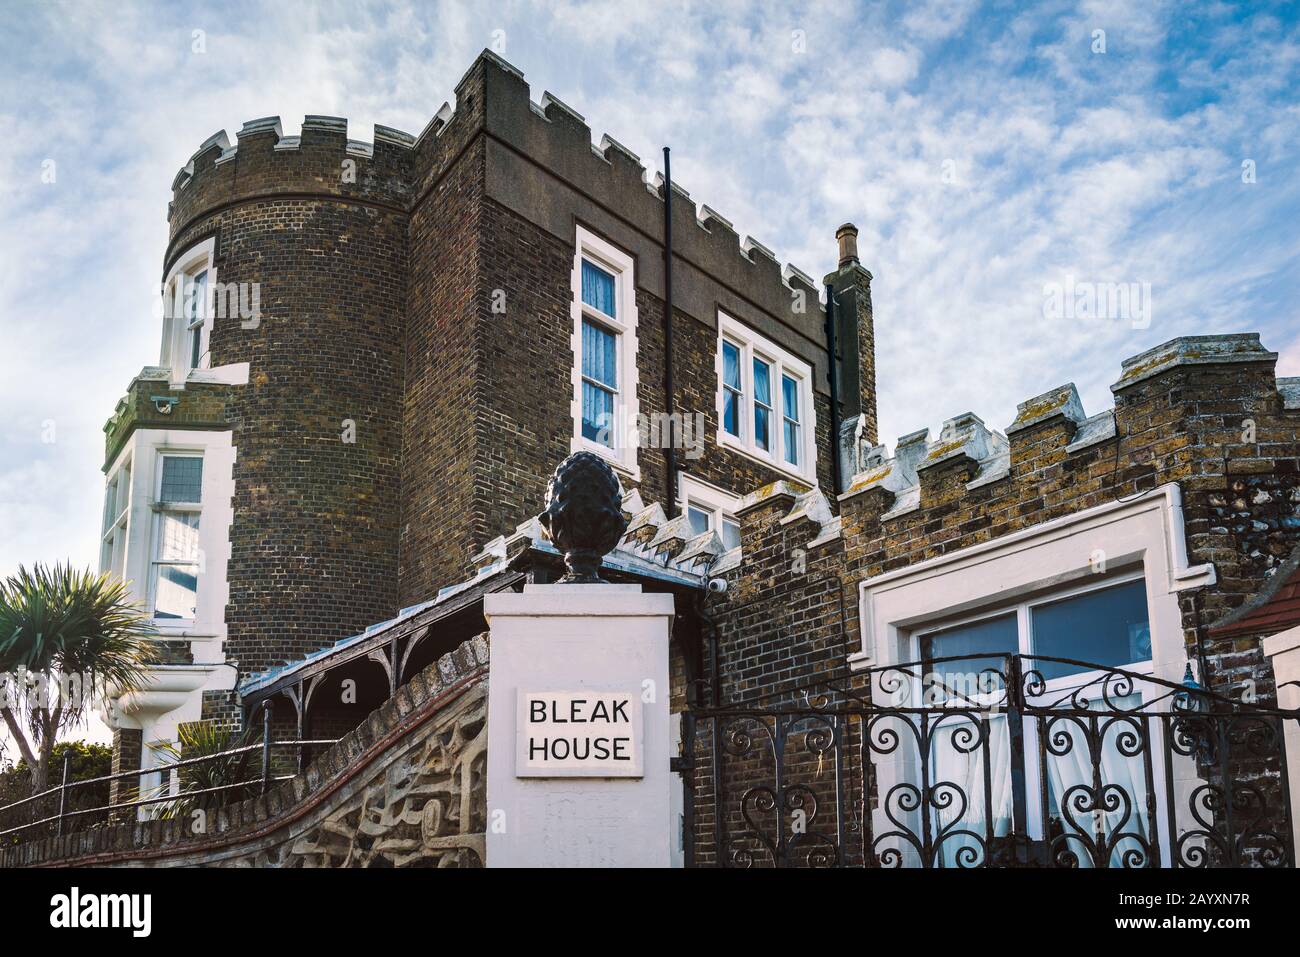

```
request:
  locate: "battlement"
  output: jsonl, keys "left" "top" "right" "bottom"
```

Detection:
{"left": 838, "top": 333, "right": 1288, "bottom": 522}
{"left": 167, "top": 49, "right": 827, "bottom": 334}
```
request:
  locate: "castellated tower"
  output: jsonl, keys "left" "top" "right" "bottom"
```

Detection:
{"left": 97, "top": 51, "right": 877, "bottom": 769}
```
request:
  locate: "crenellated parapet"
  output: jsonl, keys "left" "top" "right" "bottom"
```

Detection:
{"left": 838, "top": 333, "right": 1289, "bottom": 524}
{"left": 168, "top": 114, "right": 416, "bottom": 247}
{"left": 167, "top": 49, "right": 825, "bottom": 343}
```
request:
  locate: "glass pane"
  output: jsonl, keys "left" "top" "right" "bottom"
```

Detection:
{"left": 153, "top": 564, "right": 198, "bottom": 619}
{"left": 582, "top": 319, "right": 617, "bottom": 388}
{"left": 1041, "top": 694, "right": 1149, "bottom": 867}
{"left": 782, "top": 375, "right": 798, "bottom": 419}
{"left": 687, "top": 506, "right": 710, "bottom": 537}
{"left": 190, "top": 327, "right": 202, "bottom": 369}
{"left": 783, "top": 419, "right": 799, "bottom": 466}
{"left": 723, "top": 389, "right": 739, "bottom": 436}
{"left": 921, "top": 613, "right": 1018, "bottom": 698}
{"left": 754, "top": 405, "right": 770, "bottom": 450}
{"left": 157, "top": 511, "right": 200, "bottom": 561}
{"left": 753, "top": 358, "right": 771, "bottom": 405}
{"left": 159, "top": 456, "right": 203, "bottom": 503}
{"left": 582, "top": 382, "right": 614, "bottom": 446}
{"left": 722, "top": 341, "right": 741, "bottom": 390}
{"left": 1030, "top": 580, "right": 1150, "bottom": 680}
{"left": 581, "top": 260, "right": 616, "bottom": 317}
{"left": 102, "top": 480, "right": 117, "bottom": 532}
{"left": 118, "top": 466, "right": 131, "bottom": 514}
{"left": 186, "top": 270, "right": 208, "bottom": 322}
{"left": 720, "top": 518, "right": 741, "bottom": 551}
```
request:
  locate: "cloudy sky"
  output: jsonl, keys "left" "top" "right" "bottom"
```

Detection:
{"left": 0, "top": 0, "right": 1297, "bottom": 608}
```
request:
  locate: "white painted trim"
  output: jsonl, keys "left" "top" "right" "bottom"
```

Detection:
{"left": 161, "top": 237, "right": 216, "bottom": 388}
{"left": 678, "top": 473, "right": 742, "bottom": 548}
{"left": 101, "top": 427, "right": 236, "bottom": 666}
{"left": 850, "top": 483, "right": 1214, "bottom": 679}
{"left": 715, "top": 311, "right": 817, "bottom": 483}
{"left": 569, "top": 225, "right": 641, "bottom": 480}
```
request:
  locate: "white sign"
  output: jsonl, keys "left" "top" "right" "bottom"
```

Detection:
{"left": 516, "top": 689, "right": 643, "bottom": 778}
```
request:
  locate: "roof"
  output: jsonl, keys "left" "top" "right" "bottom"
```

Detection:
{"left": 1209, "top": 544, "right": 1300, "bottom": 639}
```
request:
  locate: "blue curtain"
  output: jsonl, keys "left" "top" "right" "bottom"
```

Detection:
{"left": 581, "top": 260, "right": 616, "bottom": 317}
{"left": 722, "top": 342, "right": 741, "bottom": 435}
{"left": 582, "top": 319, "right": 616, "bottom": 445}
{"left": 753, "top": 359, "right": 771, "bottom": 450}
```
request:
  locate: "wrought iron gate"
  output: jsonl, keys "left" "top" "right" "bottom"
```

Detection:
{"left": 678, "top": 655, "right": 1297, "bottom": 868}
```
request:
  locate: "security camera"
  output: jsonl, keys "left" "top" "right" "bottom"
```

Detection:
{"left": 707, "top": 577, "right": 728, "bottom": 594}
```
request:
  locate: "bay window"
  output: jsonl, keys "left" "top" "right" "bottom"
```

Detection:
{"left": 716, "top": 312, "right": 815, "bottom": 481}
{"left": 570, "top": 226, "right": 639, "bottom": 476}
{"left": 150, "top": 453, "right": 203, "bottom": 621}
{"left": 100, "top": 460, "right": 132, "bottom": 580}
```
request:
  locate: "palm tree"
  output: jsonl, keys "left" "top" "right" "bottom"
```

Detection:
{"left": 0, "top": 564, "right": 157, "bottom": 794}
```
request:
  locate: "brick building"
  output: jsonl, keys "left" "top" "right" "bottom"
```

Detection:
{"left": 96, "top": 50, "right": 865, "bottom": 783}
{"left": 91, "top": 50, "right": 1300, "bottom": 867}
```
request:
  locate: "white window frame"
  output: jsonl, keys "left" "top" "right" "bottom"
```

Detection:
{"left": 147, "top": 450, "right": 205, "bottom": 625}
{"left": 852, "top": 484, "right": 1218, "bottom": 868}
{"left": 715, "top": 311, "right": 816, "bottom": 483}
{"left": 100, "top": 456, "right": 133, "bottom": 580}
{"left": 570, "top": 226, "right": 640, "bottom": 479}
{"left": 161, "top": 237, "right": 216, "bottom": 386}
{"left": 678, "top": 474, "right": 742, "bottom": 552}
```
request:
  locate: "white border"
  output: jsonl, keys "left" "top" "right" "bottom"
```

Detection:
{"left": 851, "top": 483, "right": 1214, "bottom": 677}
{"left": 161, "top": 237, "right": 216, "bottom": 388}
{"left": 715, "top": 311, "right": 817, "bottom": 483}
{"left": 569, "top": 225, "right": 641, "bottom": 480}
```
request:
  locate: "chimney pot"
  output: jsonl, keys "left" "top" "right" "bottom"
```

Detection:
{"left": 836, "top": 223, "right": 859, "bottom": 268}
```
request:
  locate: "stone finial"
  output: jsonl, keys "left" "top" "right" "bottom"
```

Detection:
{"left": 836, "top": 223, "right": 859, "bottom": 268}
{"left": 538, "top": 452, "right": 629, "bottom": 583}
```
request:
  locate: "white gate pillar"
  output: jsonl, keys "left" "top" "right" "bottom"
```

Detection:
{"left": 483, "top": 583, "right": 675, "bottom": 867}
{"left": 1263, "top": 624, "right": 1300, "bottom": 859}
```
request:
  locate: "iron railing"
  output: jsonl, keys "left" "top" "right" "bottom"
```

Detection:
{"left": 0, "top": 705, "right": 338, "bottom": 844}
{"left": 680, "top": 654, "right": 1299, "bottom": 868}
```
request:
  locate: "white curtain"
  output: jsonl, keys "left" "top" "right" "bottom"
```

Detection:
{"left": 1042, "top": 698, "right": 1150, "bottom": 868}
{"left": 931, "top": 714, "right": 1013, "bottom": 867}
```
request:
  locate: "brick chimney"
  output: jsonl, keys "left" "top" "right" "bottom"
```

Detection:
{"left": 824, "top": 223, "right": 876, "bottom": 484}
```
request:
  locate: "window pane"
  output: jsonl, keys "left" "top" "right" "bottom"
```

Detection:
{"left": 582, "top": 319, "right": 617, "bottom": 388}
{"left": 687, "top": 506, "right": 710, "bottom": 537}
{"left": 186, "top": 270, "right": 207, "bottom": 322}
{"left": 1030, "top": 580, "right": 1150, "bottom": 680}
{"left": 753, "top": 358, "right": 771, "bottom": 405}
{"left": 723, "top": 389, "right": 739, "bottom": 436}
{"left": 722, "top": 341, "right": 741, "bottom": 390}
{"left": 782, "top": 375, "right": 798, "bottom": 419}
{"left": 582, "top": 382, "right": 615, "bottom": 446}
{"left": 783, "top": 419, "right": 799, "bottom": 465}
{"left": 159, "top": 456, "right": 203, "bottom": 503}
{"left": 922, "top": 613, "right": 1018, "bottom": 696}
{"left": 754, "top": 405, "right": 770, "bottom": 450}
{"left": 581, "top": 260, "right": 616, "bottom": 317}
{"left": 154, "top": 564, "right": 198, "bottom": 619}
{"left": 721, "top": 518, "right": 741, "bottom": 551}
{"left": 102, "top": 480, "right": 117, "bottom": 533}
{"left": 157, "top": 511, "right": 200, "bottom": 561}
{"left": 190, "top": 327, "right": 203, "bottom": 369}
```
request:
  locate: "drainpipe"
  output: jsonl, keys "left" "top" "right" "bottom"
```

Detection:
{"left": 824, "top": 282, "right": 842, "bottom": 495}
{"left": 663, "top": 147, "right": 679, "bottom": 517}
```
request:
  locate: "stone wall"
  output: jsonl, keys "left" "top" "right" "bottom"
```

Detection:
{"left": 3, "top": 638, "right": 488, "bottom": 868}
